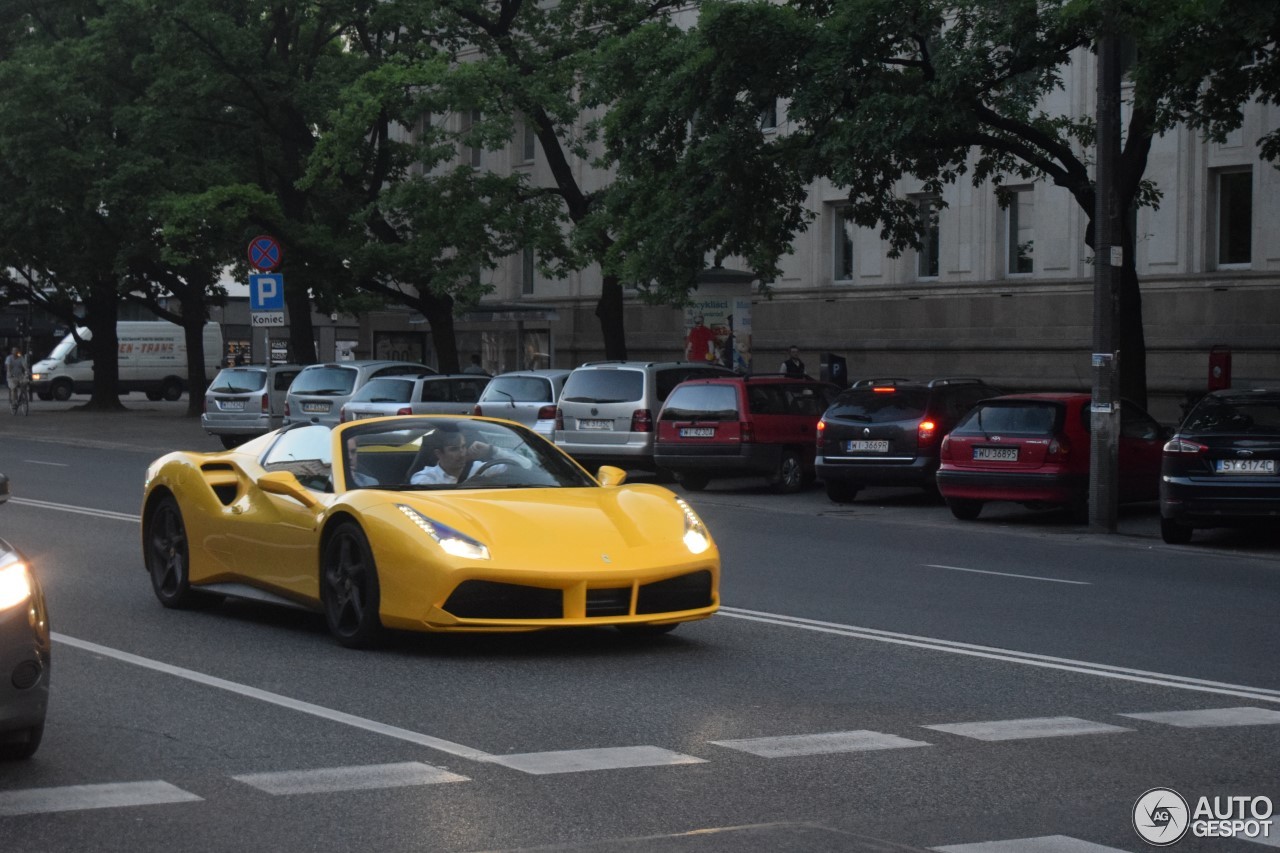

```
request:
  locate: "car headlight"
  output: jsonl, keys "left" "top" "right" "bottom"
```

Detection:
{"left": 30, "top": 372, "right": 42, "bottom": 381}
{"left": 674, "top": 497, "right": 711, "bottom": 555}
{"left": 0, "top": 562, "right": 33, "bottom": 611}
{"left": 397, "top": 505, "right": 490, "bottom": 561}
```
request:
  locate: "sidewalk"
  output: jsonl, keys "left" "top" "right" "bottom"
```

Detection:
{"left": 0, "top": 397, "right": 220, "bottom": 453}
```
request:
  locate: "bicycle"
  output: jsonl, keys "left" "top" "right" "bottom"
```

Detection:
{"left": 10, "top": 379, "right": 29, "bottom": 416}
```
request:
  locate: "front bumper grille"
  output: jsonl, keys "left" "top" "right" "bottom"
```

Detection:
{"left": 441, "top": 570, "right": 714, "bottom": 621}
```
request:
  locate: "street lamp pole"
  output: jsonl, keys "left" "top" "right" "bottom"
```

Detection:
{"left": 1090, "top": 25, "right": 1123, "bottom": 532}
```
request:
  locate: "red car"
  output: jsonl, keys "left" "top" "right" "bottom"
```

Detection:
{"left": 936, "top": 393, "right": 1166, "bottom": 520}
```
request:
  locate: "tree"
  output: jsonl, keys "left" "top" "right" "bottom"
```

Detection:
{"left": 599, "top": 0, "right": 1278, "bottom": 408}
{"left": 379, "top": 0, "right": 692, "bottom": 361}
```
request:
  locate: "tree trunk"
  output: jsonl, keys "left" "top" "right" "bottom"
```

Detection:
{"left": 284, "top": 273, "right": 317, "bottom": 364}
{"left": 420, "top": 291, "right": 458, "bottom": 372}
{"left": 596, "top": 274, "right": 627, "bottom": 360}
{"left": 180, "top": 292, "right": 211, "bottom": 418}
{"left": 82, "top": 280, "right": 125, "bottom": 411}
{"left": 1116, "top": 220, "right": 1148, "bottom": 409}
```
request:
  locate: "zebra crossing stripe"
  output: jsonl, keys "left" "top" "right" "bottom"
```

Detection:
{"left": 923, "top": 716, "right": 1132, "bottom": 741}
{"left": 0, "top": 781, "right": 201, "bottom": 817}
{"left": 487, "top": 746, "right": 706, "bottom": 775}
{"left": 710, "top": 730, "right": 931, "bottom": 758}
{"left": 232, "top": 762, "right": 468, "bottom": 795}
{"left": 1120, "top": 706, "right": 1280, "bottom": 728}
{"left": 933, "top": 835, "right": 1134, "bottom": 852}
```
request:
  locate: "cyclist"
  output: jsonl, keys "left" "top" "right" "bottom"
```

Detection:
{"left": 6, "top": 347, "right": 28, "bottom": 413}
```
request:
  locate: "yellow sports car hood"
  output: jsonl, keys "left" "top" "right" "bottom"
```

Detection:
{"left": 388, "top": 484, "right": 709, "bottom": 572}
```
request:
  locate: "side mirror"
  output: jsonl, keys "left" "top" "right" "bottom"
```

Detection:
{"left": 259, "top": 470, "right": 319, "bottom": 508}
{"left": 596, "top": 466, "right": 627, "bottom": 487}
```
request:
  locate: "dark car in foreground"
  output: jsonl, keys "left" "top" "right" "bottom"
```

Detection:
{"left": 816, "top": 378, "right": 1001, "bottom": 502}
{"left": 0, "top": 473, "right": 50, "bottom": 760}
{"left": 655, "top": 375, "right": 836, "bottom": 493}
{"left": 1159, "top": 387, "right": 1280, "bottom": 544}
{"left": 936, "top": 393, "right": 1165, "bottom": 521}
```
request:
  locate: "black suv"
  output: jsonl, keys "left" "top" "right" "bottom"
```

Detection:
{"left": 816, "top": 377, "right": 1001, "bottom": 502}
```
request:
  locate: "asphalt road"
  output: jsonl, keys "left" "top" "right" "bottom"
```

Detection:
{"left": 1, "top": 398, "right": 1278, "bottom": 853}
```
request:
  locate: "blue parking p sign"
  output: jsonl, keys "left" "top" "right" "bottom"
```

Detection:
{"left": 250, "top": 274, "right": 285, "bottom": 311}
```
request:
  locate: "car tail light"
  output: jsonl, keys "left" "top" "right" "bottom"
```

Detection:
{"left": 472, "top": 404, "right": 484, "bottom": 416}
{"left": 1047, "top": 434, "right": 1071, "bottom": 460}
{"left": 1163, "top": 437, "right": 1208, "bottom": 454}
{"left": 397, "top": 407, "right": 412, "bottom": 416}
{"left": 873, "top": 387, "right": 895, "bottom": 393}
{"left": 537, "top": 404, "right": 556, "bottom": 420}
{"left": 339, "top": 406, "right": 348, "bottom": 423}
{"left": 261, "top": 395, "right": 269, "bottom": 414}
{"left": 284, "top": 400, "right": 291, "bottom": 417}
{"left": 940, "top": 434, "right": 952, "bottom": 460}
{"left": 203, "top": 396, "right": 210, "bottom": 415}
{"left": 631, "top": 408, "right": 653, "bottom": 433}
{"left": 917, "top": 419, "right": 938, "bottom": 446}
{"left": 816, "top": 419, "right": 826, "bottom": 450}
{"left": 555, "top": 406, "right": 564, "bottom": 431}
{"left": 740, "top": 420, "right": 755, "bottom": 443}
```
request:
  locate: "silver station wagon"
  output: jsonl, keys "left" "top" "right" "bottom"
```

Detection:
{"left": 202, "top": 364, "right": 303, "bottom": 449}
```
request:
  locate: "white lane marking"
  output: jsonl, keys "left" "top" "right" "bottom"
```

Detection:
{"left": 933, "top": 836, "right": 1133, "bottom": 852}
{"left": 0, "top": 781, "right": 201, "bottom": 817}
{"left": 233, "top": 762, "right": 467, "bottom": 795}
{"left": 1120, "top": 706, "right": 1280, "bottom": 728}
{"left": 10, "top": 497, "right": 140, "bottom": 522}
{"left": 488, "top": 746, "right": 706, "bottom": 775}
{"left": 711, "top": 730, "right": 930, "bottom": 758}
{"left": 53, "top": 633, "right": 493, "bottom": 762}
{"left": 923, "top": 564, "right": 1091, "bottom": 585}
{"left": 1244, "top": 832, "right": 1280, "bottom": 848}
{"left": 718, "top": 607, "right": 1280, "bottom": 705}
{"left": 923, "top": 716, "right": 1132, "bottom": 742}
{"left": 24, "top": 460, "right": 69, "bottom": 467}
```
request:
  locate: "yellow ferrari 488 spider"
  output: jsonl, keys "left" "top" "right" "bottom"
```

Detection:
{"left": 141, "top": 416, "right": 719, "bottom": 647}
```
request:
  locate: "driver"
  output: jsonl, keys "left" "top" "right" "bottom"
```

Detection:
{"left": 409, "top": 423, "right": 520, "bottom": 485}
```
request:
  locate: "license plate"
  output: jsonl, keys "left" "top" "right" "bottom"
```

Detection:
{"left": 301, "top": 402, "right": 330, "bottom": 413}
{"left": 846, "top": 440, "right": 889, "bottom": 453}
{"left": 974, "top": 447, "right": 1018, "bottom": 461}
{"left": 1216, "top": 459, "right": 1276, "bottom": 474}
{"left": 579, "top": 419, "right": 612, "bottom": 430}
{"left": 680, "top": 427, "right": 715, "bottom": 438}
{"left": 219, "top": 400, "right": 245, "bottom": 412}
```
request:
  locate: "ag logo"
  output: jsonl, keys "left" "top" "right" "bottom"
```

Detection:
{"left": 1134, "top": 787, "right": 1190, "bottom": 846}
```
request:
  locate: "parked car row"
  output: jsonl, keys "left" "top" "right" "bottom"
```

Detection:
{"left": 200, "top": 360, "right": 1280, "bottom": 546}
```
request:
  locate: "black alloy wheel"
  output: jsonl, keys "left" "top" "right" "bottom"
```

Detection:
{"left": 774, "top": 449, "right": 804, "bottom": 494}
{"left": 145, "top": 495, "right": 220, "bottom": 609}
{"left": 675, "top": 471, "right": 710, "bottom": 492}
{"left": 825, "top": 481, "right": 861, "bottom": 503}
{"left": 321, "top": 522, "right": 384, "bottom": 649}
{"left": 1160, "top": 516, "right": 1194, "bottom": 545}
{"left": 0, "top": 724, "right": 44, "bottom": 761}
{"left": 51, "top": 381, "right": 72, "bottom": 402}
{"left": 946, "top": 497, "right": 983, "bottom": 520}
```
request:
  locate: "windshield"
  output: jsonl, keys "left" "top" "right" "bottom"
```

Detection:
{"left": 350, "top": 377, "right": 414, "bottom": 404}
{"left": 341, "top": 417, "right": 595, "bottom": 492}
{"left": 209, "top": 368, "right": 267, "bottom": 393}
{"left": 1183, "top": 395, "right": 1280, "bottom": 435}
{"left": 561, "top": 369, "right": 644, "bottom": 404}
{"left": 47, "top": 333, "right": 82, "bottom": 361}
{"left": 953, "top": 402, "right": 1062, "bottom": 437}
{"left": 290, "top": 366, "right": 357, "bottom": 395}
{"left": 480, "top": 375, "right": 550, "bottom": 404}
{"left": 826, "top": 389, "right": 928, "bottom": 422}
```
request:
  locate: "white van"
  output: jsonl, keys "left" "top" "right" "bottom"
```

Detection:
{"left": 30, "top": 321, "right": 223, "bottom": 401}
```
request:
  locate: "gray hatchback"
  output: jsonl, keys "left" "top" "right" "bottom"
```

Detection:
{"left": 202, "top": 364, "right": 303, "bottom": 448}
{"left": 284, "top": 360, "right": 435, "bottom": 428}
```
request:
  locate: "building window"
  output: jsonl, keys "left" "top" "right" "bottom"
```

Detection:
{"left": 521, "top": 247, "right": 535, "bottom": 295}
{"left": 759, "top": 99, "right": 778, "bottom": 133}
{"left": 916, "top": 197, "right": 940, "bottom": 278}
{"left": 462, "top": 109, "right": 483, "bottom": 168}
{"left": 1215, "top": 168, "right": 1252, "bottom": 267}
{"left": 833, "top": 206, "right": 855, "bottom": 282}
{"left": 1006, "top": 188, "right": 1034, "bottom": 275}
{"left": 521, "top": 117, "right": 537, "bottom": 163}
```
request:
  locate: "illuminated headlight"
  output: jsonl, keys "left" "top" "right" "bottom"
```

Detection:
{"left": 30, "top": 373, "right": 42, "bottom": 381}
{"left": 0, "top": 562, "right": 33, "bottom": 611}
{"left": 397, "top": 505, "right": 490, "bottom": 560}
{"left": 674, "top": 497, "right": 711, "bottom": 555}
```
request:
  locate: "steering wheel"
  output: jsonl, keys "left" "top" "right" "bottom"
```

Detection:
{"left": 464, "top": 459, "right": 506, "bottom": 482}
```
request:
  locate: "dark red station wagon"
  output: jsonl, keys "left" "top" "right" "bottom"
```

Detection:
{"left": 936, "top": 392, "right": 1166, "bottom": 520}
{"left": 655, "top": 375, "right": 837, "bottom": 493}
